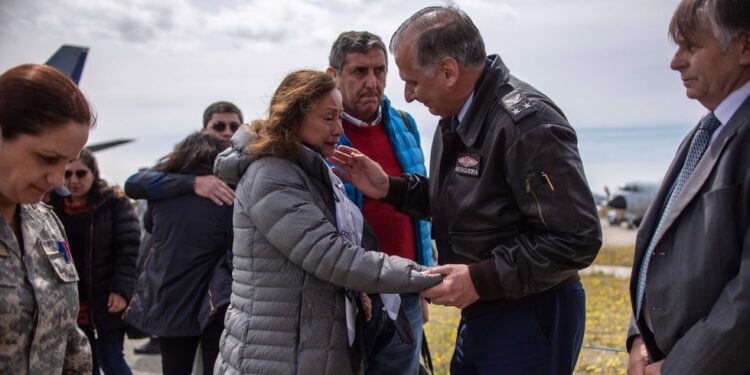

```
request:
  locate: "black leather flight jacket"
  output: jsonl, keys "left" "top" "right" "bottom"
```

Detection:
{"left": 384, "top": 55, "right": 602, "bottom": 318}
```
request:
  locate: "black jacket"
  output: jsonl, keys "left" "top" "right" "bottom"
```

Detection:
{"left": 51, "top": 189, "right": 140, "bottom": 333}
{"left": 124, "top": 171, "right": 233, "bottom": 337}
{"left": 385, "top": 55, "right": 602, "bottom": 318}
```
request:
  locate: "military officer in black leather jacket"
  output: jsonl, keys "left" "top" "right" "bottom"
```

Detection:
{"left": 332, "top": 6, "right": 601, "bottom": 374}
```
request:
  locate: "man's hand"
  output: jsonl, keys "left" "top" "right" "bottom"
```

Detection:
{"left": 628, "top": 336, "right": 649, "bottom": 375}
{"left": 361, "top": 293, "right": 373, "bottom": 322}
{"left": 194, "top": 175, "right": 235, "bottom": 206}
{"left": 420, "top": 264, "right": 479, "bottom": 309}
{"left": 329, "top": 146, "right": 389, "bottom": 199}
{"left": 107, "top": 293, "right": 127, "bottom": 313}
{"left": 421, "top": 297, "right": 430, "bottom": 324}
{"left": 645, "top": 360, "right": 663, "bottom": 375}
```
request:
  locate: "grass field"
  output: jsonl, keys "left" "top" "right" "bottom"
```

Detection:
{"left": 592, "top": 244, "right": 635, "bottom": 267}
{"left": 422, "top": 273, "right": 631, "bottom": 374}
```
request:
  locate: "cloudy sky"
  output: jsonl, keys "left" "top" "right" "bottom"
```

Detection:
{"left": 0, "top": 0, "right": 706, "bottom": 187}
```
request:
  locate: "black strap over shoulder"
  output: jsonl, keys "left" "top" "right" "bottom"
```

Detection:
{"left": 419, "top": 331, "right": 434, "bottom": 375}
{"left": 397, "top": 109, "right": 411, "bottom": 131}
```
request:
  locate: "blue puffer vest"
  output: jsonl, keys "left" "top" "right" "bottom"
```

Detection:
{"left": 339, "top": 96, "right": 433, "bottom": 266}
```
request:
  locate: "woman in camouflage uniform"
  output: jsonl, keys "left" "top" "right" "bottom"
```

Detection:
{"left": 0, "top": 64, "right": 95, "bottom": 374}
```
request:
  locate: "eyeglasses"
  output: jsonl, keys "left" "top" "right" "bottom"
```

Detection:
{"left": 64, "top": 170, "right": 89, "bottom": 179}
{"left": 210, "top": 121, "right": 241, "bottom": 133}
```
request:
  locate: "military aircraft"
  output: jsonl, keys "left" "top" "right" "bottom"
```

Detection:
{"left": 600, "top": 182, "right": 659, "bottom": 229}
{"left": 45, "top": 45, "right": 134, "bottom": 153}
{"left": 44, "top": 45, "right": 133, "bottom": 197}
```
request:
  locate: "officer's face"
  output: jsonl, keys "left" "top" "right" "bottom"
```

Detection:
{"left": 670, "top": 24, "right": 750, "bottom": 110}
{"left": 332, "top": 49, "right": 387, "bottom": 122}
{"left": 0, "top": 121, "right": 89, "bottom": 207}
{"left": 395, "top": 44, "right": 454, "bottom": 119}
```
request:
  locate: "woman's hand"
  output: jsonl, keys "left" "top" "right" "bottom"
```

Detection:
{"left": 107, "top": 293, "right": 127, "bottom": 313}
{"left": 329, "top": 146, "right": 389, "bottom": 199}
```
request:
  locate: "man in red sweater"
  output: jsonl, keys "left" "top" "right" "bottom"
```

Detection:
{"left": 327, "top": 31, "right": 432, "bottom": 374}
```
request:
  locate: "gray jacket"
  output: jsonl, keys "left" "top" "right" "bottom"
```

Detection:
{"left": 213, "top": 127, "right": 441, "bottom": 375}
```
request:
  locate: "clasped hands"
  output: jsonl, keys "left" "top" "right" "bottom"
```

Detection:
{"left": 421, "top": 264, "right": 480, "bottom": 309}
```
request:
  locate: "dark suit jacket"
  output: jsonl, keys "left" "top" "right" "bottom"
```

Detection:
{"left": 628, "top": 94, "right": 750, "bottom": 374}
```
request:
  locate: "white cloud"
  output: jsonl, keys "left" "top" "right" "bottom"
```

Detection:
{"left": 1, "top": 0, "right": 701, "bottom": 187}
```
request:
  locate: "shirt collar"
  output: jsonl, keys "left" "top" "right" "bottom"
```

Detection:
{"left": 714, "top": 79, "right": 750, "bottom": 125}
{"left": 342, "top": 107, "right": 382, "bottom": 128}
{"left": 457, "top": 91, "right": 474, "bottom": 124}
{"left": 709, "top": 79, "right": 750, "bottom": 143}
{"left": 454, "top": 57, "right": 492, "bottom": 128}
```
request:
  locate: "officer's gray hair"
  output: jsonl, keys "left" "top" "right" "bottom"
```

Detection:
{"left": 329, "top": 31, "right": 388, "bottom": 72}
{"left": 389, "top": 6, "right": 486, "bottom": 75}
{"left": 670, "top": 0, "right": 750, "bottom": 50}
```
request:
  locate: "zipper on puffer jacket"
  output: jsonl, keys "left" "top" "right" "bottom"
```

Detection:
{"left": 525, "top": 173, "right": 552, "bottom": 230}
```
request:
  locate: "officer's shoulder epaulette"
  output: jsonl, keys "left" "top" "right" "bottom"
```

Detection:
{"left": 497, "top": 84, "right": 537, "bottom": 123}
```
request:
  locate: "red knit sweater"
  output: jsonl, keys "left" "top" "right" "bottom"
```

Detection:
{"left": 343, "top": 120, "right": 416, "bottom": 260}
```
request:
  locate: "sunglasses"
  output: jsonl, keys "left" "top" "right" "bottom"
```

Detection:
{"left": 210, "top": 121, "right": 241, "bottom": 132}
{"left": 64, "top": 170, "right": 89, "bottom": 179}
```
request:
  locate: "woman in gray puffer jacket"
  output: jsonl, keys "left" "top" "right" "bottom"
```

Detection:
{"left": 213, "top": 70, "right": 441, "bottom": 375}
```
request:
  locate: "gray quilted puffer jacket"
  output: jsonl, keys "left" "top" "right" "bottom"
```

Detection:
{"left": 213, "top": 126, "right": 441, "bottom": 375}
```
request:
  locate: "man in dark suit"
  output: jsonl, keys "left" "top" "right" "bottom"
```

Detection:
{"left": 627, "top": 1, "right": 750, "bottom": 374}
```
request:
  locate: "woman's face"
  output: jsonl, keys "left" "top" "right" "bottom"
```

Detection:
{"left": 64, "top": 159, "right": 95, "bottom": 200}
{"left": 298, "top": 89, "right": 344, "bottom": 158}
{"left": 0, "top": 121, "right": 89, "bottom": 206}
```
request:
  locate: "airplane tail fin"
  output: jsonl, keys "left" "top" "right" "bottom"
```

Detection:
{"left": 45, "top": 45, "right": 89, "bottom": 84}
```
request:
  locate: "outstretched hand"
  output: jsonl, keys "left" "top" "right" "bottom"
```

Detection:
{"left": 328, "top": 145, "right": 389, "bottom": 199}
{"left": 420, "top": 264, "right": 480, "bottom": 309}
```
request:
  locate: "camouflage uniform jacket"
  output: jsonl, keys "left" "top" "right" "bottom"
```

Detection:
{"left": 0, "top": 203, "right": 92, "bottom": 374}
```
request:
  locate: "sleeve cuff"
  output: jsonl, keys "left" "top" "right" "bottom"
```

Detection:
{"left": 382, "top": 175, "right": 409, "bottom": 205}
{"left": 468, "top": 259, "right": 503, "bottom": 299}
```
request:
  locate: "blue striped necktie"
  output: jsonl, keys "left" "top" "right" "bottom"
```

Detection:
{"left": 635, "top": 113, "right": 721, "bottom": 319}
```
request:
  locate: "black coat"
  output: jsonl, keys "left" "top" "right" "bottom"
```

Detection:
{"left": 124, "top": 186, "right": 233, "bottom": 337}
{"left": 51, "top": 188, "right": 141, "bottom": 334}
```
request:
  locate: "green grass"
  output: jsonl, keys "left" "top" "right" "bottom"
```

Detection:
{"left": 593, "top": 244, "right": 635, "bottom": 267}
{"left": 423, "top": 273, "right": 631, "bottom": 374}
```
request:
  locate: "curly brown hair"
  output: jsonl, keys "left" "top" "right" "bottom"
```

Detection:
{"left": 247, "top": 70, "right": 337, "bottom": 160}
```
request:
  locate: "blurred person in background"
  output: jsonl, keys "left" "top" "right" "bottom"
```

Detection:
{"left": 125, "top": 132, "right": 233, "bottom": 375}
{"left": 124, "top": 100, "right": 242, "bottom": 357}
{"left": 49, "top": 148, "right": 140, "bottom": 375}
{"left": 0, "top": 63, "right": 94, "bottom": 373}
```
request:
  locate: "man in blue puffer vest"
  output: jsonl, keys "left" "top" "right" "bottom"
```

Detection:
{"left": 327, "top": 31, "right": 432, "bottom": 375}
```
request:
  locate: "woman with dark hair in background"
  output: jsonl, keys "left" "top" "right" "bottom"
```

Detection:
{"left": 0, "top": 64, "right": 94, "bottom": 373}
{"left": 49, "top": 148, "right": 140, "bottom": 375}
{"left": 125, "top": 132, "right": 232, "bottom": 375}
{"left": 213, "top": 70, "right": 441, "bottom": 375}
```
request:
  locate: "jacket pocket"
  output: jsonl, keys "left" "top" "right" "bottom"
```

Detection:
{"left": 449, "top": 226, "right": 519, "bottom": 261}
{"left": 523, "top": 170, "right": 579, "bottom": 232}
{"left": 39, "top": 240, "right": 79, "bottom": 283}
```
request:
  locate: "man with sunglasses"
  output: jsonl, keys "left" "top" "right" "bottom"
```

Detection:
{"left": 201, "top": 101, "right": 243, "bottom": 144}
{"left": 124, "top": 101, "right": 242, "bottom": 206}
